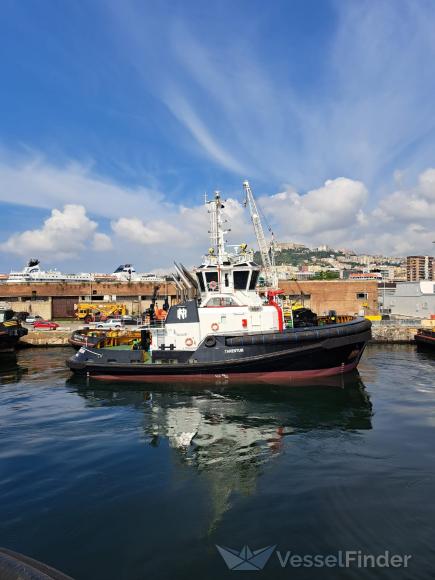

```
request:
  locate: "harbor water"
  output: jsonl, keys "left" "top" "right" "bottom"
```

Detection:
{"left": 0, "top": 345, "right": 435, "bottom": 579}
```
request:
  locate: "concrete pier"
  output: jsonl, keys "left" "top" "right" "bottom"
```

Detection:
{"left": 20, "top": 330, "right": 72, "bottom": 347}
{"left": 370, "top": 324, "right": 418, "bottom": 343}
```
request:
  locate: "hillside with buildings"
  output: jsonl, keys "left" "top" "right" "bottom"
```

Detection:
{"left": 255, "top": 242, "right": 407, "bottom": 282}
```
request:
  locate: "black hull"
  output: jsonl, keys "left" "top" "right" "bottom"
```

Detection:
{"left": 67, "top": 319, "right": 371, "bottom": 383}
{"left": 415, "top": 332, "right": 435, "bottom": 351}
{"left": 0, "top": 327, "right": 28, "bottom": 353}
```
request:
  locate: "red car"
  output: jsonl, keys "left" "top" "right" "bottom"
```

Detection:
{"left": 33, "top": 320, "right": 59, "bottom": 330}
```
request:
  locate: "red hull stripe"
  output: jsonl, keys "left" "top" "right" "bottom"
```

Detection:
{"left": 90, "top": 361, "right": 358, "bottom": 383}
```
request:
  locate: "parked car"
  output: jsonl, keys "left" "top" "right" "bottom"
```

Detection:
{"left": 25, "top": 315, "right": 43, "bottom": 324}
{"left": 92, "top": 318, "right": 124, "bottom": 329}
{"left": 33, "top": 320, "right": 59, "bottom": 330}
{"left": 121, "top": 315, "right": 141, "bottom": 326}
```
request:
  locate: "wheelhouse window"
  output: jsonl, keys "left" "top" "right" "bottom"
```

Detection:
{"left": 196, "top": 272, "right": 206, "bottom": 292}
{"left": 205, "top": 296, "right": 239, "bottom": 307}
{"left": 249, "top": 271, "right": 260, "bottom": 290}
{"left": 233, "top": 270, "right": 249, "bottom": 290}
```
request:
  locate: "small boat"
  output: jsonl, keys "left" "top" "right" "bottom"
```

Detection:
{"left": 67, "top": 188, "right": 371, "bottom": 383}
{"left": 0, "top": 547, "right": 72, "bottom": 580}
{"left": 0, "top": 307, "right": 28, "bottom": 353}
{"left": 69, "top": 327, "right": 143, "bottom": 350}
{"left": 415, "top": 328, "right": 435, "bottom": 351}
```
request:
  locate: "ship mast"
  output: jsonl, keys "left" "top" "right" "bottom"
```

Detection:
{"left": 243, "top": 180, "right": 278, "bottom": 288}
{"left": 207, "top": 191, "right": 228, "bottom": 265}
{"left": 206, "top": 191, "right": 230, "bottom": 293}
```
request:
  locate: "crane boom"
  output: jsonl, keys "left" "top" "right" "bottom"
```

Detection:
{"left": 243, "top": 180, "right": 277, "bottom": 288}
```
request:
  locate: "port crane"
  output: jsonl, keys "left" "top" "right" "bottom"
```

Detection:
{"left": 242, "top": 180, "right": 278, "bottom": 288}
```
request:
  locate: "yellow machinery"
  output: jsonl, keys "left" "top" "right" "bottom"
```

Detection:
{"left": 92, "top": 328, "right": 141, "bottom": 348}
{"left": 282, "top": 299, "right": 354, "bottom": 326}
{"left": 75, "top": 302, "right": 127, "bottom": 321}
{"left": 282, "top": 300, "right": 305, "bottom": 326}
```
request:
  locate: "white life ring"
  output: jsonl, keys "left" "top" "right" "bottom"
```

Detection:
{"left": 211, "top": 322, "right": 219, "bottom": 332}
{"left": 185, "top": 337, "right": 194, "bottom": 347}
{"left": 208, "top": 280, "right": 218, "bottom": 290}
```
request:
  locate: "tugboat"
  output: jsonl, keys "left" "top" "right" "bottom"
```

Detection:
{"left": 0, "top": 305, "right": 28, "bottom": 353}
{"left": 67, "top": 187, "right": 371, "bottom": 383}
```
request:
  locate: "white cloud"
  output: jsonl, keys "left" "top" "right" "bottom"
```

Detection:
{"left": 1, "top": 153, "right": 435, "bottom": 268}
{"left": 111, "top": 216, "right": 186, "bottom": 246}
{"left": 246, "top": 169, "right": 435, "bottom": 257}
{"left": 0, "top": 154, "right": 165, "bottom": 219}
{"left": 163, "top": 93, "right": 247, "bottom": 175}
{"left": 260, "top": 178, "right": 368, "bottom": 235}
{"left": 110, "top": 197, "right": 253, "bottom": 252}
{"left": 92, "top": 232, "right": 113, "bottom": 252}
{"left": 377, "top": 168, "right": 435, "bottom": 222}
{"left": 0, "top": 204, "right": 99, "bottom": 260}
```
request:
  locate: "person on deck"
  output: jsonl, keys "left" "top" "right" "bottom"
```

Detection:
{"left": 131, "top": 338, "right": 141, "bottom": 350}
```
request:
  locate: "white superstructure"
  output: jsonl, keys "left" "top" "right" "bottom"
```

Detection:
{"left": 7, "top": 259, "right": 94, "bottom": 283}
{"left": 158, "top": 191, "right": 283, "bottom": 351}
{"left": 112, "top": 264, "right": 165, "bottom": 282}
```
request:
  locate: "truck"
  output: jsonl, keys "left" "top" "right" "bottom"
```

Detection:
{"left": 74, "top": 303, "right": 127, "bottom": 323}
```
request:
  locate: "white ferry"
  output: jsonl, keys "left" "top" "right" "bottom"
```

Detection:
{"left": 113, "top": 264, "right": 166, "bottom": 282}
{"left": 6, "top": 259, "right": 94, "bottom": 283}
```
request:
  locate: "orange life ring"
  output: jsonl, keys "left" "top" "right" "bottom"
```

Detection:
{"left": 211, "top": 322, "right": 219, "bottom": 331}
{"left": 185, "top": 337, "right": 194, "bottom": 347}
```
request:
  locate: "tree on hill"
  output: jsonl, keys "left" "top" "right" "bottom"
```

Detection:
{"left": 313, "top": 271, "right": 340, "bottom": 280}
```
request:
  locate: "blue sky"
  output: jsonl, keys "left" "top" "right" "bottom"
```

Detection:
{"left": 1, "top": 0, "right": 435, "bottom": 272}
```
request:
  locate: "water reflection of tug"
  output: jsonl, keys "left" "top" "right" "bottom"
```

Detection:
{"left": 72, "top": 376, "right": 372, "bottom": 528}
{"left": 68, "top": 184, "right": 371, "bottom": 382}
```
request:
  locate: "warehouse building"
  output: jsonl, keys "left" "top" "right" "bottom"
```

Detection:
{"left": 381, "top": 281, "right": 435, "bottom": 319}
{"left": 0, "top": 279, "right": 379, "bottom": 320}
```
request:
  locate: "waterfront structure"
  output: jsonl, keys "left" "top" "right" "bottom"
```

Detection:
{"left": 381, "top": 281, "right": 435, "bottom": 318}
{"left": 349, "top": 272, "right": 382, "bottom": 281}
{"left": 0, "top": 280, "right": 174, "bottom": 320}
{"left": 275, "top": 242, "right": 307, "bottom": 251}
{"left": 279, "top": 280, "right": 378, "bottom": 316}
{"left": 406, "top": 255, "right": 434, "bottom": 282}
{"left": 0, "top": 279, "right": 379, "bottom": 320}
